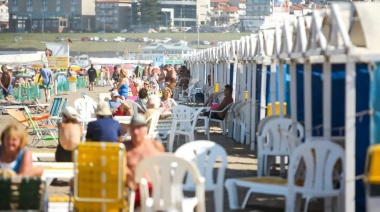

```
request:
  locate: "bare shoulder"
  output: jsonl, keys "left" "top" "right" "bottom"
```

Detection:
{"left": 151, "top": 139, "right": 165, "bottom": 152}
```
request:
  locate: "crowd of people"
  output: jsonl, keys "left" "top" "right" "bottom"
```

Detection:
{"left": 0, "top": 60, "right": 235, "bottom": 209}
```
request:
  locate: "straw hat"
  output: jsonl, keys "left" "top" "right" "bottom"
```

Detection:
{"left": 95, "top": 101, "right": 112, "bottom": 116}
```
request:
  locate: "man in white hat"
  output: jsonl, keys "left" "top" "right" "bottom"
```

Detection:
{"left": 86, "top": 101, "right": 123, "bottom": 142}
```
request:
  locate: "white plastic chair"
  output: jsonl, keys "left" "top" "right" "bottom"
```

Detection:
{"left": 225, "top": 140, "right": 345, "bottom": 211}
{"left": 177, "top": 84, "right": 195, "bottom": 104}
{"left": 146, "top": 110, "right": 161, "bottom": 139}
{"left": 226, "top": 100, "right": 243, "bottom": 139}
{"left": 207, "top": 102, "right": 233, "bottom": 140}
{"left": 232, "top": 101, "right": 249, "bottom": 143}
{"left": 175, "top": 141, "right": 228, "bottom": 212}
{"left": 73, "top": 98, "right": 96, "bottom": 127}
{"left": 82, "top": 93, "right": 97, "bottom": 110}
{"left": 167, "top": 105, "right": 202, "bottom": 152}
{"left": 133, "top": 154, "right": 206, "bottom": 212}
{"left": 256, "top": 117, "right": 304, "bottom": 177}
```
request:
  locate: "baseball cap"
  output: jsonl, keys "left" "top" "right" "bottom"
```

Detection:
{"left": 130, "top": 114, "right": 147, "bottom": 126}
{"left": 62, "top": 106, "right": 80, "bottom": 120}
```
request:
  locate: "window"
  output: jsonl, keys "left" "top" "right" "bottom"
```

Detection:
{"left": 41, "top": 0, "right": 47, "bottom": 5}
{"left": 60, "top": 21, "right": 67, "bottom": 27}
{"left": 27, "top": 0, "right": 32, "bottom": 5}
{"left": 27, "top": 6, "right": 33, "bottom": 12}
{"left": 56, "top": 6, "right": 62, "bottom": 12}
{"left": 71, "top": 0, "right": 77, "bottom": 4}
{"left": 12, "top": 0, "right": 18, "bottom": 6}
{"left": 12, "top": 7, "right": 18, "bottom": 12}
{"left": 41, "top": 6, "right": 47, "bottom": 12}
{"left": 52, "top": 20, "right": 58, "bottom": 27}
{"left": 71, "top": 6, "right": 76, "bottom": 12}
{"left": 45, "top": 20, "right": 51, "bottom": 27}
{"left": 56, "top": 0, "right": 62, "bottom": 4}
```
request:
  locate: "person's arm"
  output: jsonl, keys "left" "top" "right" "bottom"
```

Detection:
{"left": 18, "top": 150, "right": 43, "bottom": 177}
{"left": 153, "top": 140, "right": 165, "bottom": 152}
{"left": 117, "top": 126, "right": 124, "bottom": 142}
{"left": 38, "top": 72, "right": 42, "bottom": 83}
{"left": 216, "top": 98, "right": 228, "bottom": 111}
{"left": 7, "top": 73, "right": 12, "bottom": 90}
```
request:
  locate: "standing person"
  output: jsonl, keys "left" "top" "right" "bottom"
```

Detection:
{"left": 165, "top": 66, "right": 177, "bottom": 89}
{"left": 38, "top": 63, "right": 53, "bottom": 102}
{"left": 157, "top": 66, "right": 166, "bottom": 91}
{"left": 115, "top": 69, "right": 130, "bottom": 100}
{"left": 112, "top": 65, "right": 120, "bottom": 87}
{"left": 105, "top": 67, "right": 111, "bottom": 86}
{"left": 0, "top": 65, "right": 13, "bottom": 99}
{"left": 87, "top": 64, "right": 97, "bottom": 91}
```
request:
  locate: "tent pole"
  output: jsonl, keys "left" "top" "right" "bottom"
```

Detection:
{"left": 323, "top": 57, "right": 332, "bottom": 140}
{"left": 260, "top": 64, "right": 267, "bottom": 120}
{"left": 251, "top": 62, "right": 257, "bottom": 151}
{"left": 345, "top": 59, "right": 356, "bottom": 212}
{"left": 278, "top": 60, "right": 284, "bottom": 117}
{"left": 290, "top": 60, "right": 298, "bottom": 135}
{"left": 270, "top": 62, "right": 276, "bottom": 115}
{"left": 304, "top": 60, "right": 312, "bottom": 139}
{"left": 247, "top": 62, "right": 252, "bottom": 145}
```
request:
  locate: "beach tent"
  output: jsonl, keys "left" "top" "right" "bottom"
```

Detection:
{"left": 0, "top": 51, "right": 47, "bottom": 65}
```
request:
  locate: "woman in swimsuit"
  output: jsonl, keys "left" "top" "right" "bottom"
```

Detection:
{"left": 0, "top": 122, "right": 42, "bottom": 176}
{"left": 116, "top": 69, "right": 130, "bottom": 100}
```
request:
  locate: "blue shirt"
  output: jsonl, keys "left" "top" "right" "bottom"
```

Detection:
{"left": 86, "top": 117, "right": 123, "bottom": 142}
{"left": 109, "top": 100, "right": 122, "bottom": 109}
{"left": 40, "top": 68, "right": 52, "bottom": 85}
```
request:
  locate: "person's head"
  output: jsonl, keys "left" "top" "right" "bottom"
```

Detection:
{"left": 95, "top": 101, "right": 113, "bottom": 118}
{"left": 143, "top": 81, "right": 150, "bottom": 90}
{"left": 147, "top": 95, "right": 161, "bottom": 109}
{"left": 43, "top": 63, "right": 48, "bottom": 68}
{"left": 1, "top": 122, "right": 28, "bottom": 155}
{"left": 120, "top": 69, "right": 128, "bottom": 78}
{"left": 111, "top": 90, "right": 120, "bottom": 101}
{"left": 138, "top": 88, "right": 148, "bottom": 99}
{"left": 91, "top": 64, "right": 93, "bottom": 68}
{"left": 163, "top": 87, "right": 172, "bottom": 99}
{"left": 129, "top": 114, "right": 148, "bottom": 146}
{"left": 224, "top": 84, "right": 233, "bottom": 96}
{"left": 1, "top": 65, "right": 8, "bottom": 73}
{"left": 62, "top": 106, "right": 80, "bottom": 124}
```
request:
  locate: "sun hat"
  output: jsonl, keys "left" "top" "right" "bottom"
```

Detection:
{"left": 130, "top": 114, "right": 147, "bottom": 126}
{"left": 62, "top": 106, "right": 80, "bottom": 120}
{"left": 95, "top": 101, "right": 112, "bottom": 116}
{"left": 111, "top": 90, "right": 120, "bottom": 97}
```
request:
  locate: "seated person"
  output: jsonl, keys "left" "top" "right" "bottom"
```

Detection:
{"left": 109, "top": 90, "right": 133, "bottom": 116}
{"left": 86, "top": 101, "right": 124, "bottom": 142}
{"left": 144, "top": 95, "right": 161, "bottom": 126}
{"left": 160, "top": 87, "right": 177, "bottom": 119}
{"left": 203, "top": 84, "right": 234, "bottom": 120}
{"left": 135, "top": 88, "right": 148, "bottom": 113}
{"left": 0, "top": 122, "right": 43, "bottom": 176}
{"left": 123, "top": 114, "right": 165, "bottom": 208}
{"left": 55, "top": 106, "right": 83, "bottom": 162}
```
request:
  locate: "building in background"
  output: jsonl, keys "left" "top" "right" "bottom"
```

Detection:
{"left": 0, "top": 1, "right": 9, "bottom": 31}
{"left": 7, "top": 0, "right": 95, "bottom": 33}
{"left": 209, "top": 4, "right": 239, "bottom": 26}
{"left": 95, "top": 0, "right": 131, "bottom": 32}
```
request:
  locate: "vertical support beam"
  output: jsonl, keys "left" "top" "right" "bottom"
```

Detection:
{"left": 290, "top": 61, "right": 298, "bottom": 135}
{"left": 278, "top": 60, "right": 284, "bottom": 117}
{"left": 270, "top": 62, "right": 276, "bottom": 115}
{"left": 304, "top": 60, "right": 312, "bottom": 139}
{"left": 232, "top": 60, "right": 238, "bottom": 100}
{"left": 251, "top": 63, "right": 257, "bottom": 151}
{"left": 345, "top": 59, "right": 356, "bottom": 212}
{"left": 323, "top": 57, "right": 332, "bottom": 139}
{"left": 227, "top": 62, "right": 231, "bottom": 86}
{"left": 246, "top": 62, "right": 252, "bottom": 145}
{"left": 260, "top": 64, "right": 268, "bottom": 120}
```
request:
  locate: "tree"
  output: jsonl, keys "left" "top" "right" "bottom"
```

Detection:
{"left": 139, "top": 0, "right": 161, "bottom": 26}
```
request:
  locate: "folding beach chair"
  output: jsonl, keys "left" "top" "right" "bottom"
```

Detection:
{"left": 0, "top": 177, "right": 46, "bottom": 211}
{"left": 74, "top": 142, "right": 128, "bottom": 211}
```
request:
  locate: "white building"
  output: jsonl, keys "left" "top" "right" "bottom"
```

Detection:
{"left": 141, "top": 44, "right": 195, "bottom": 59}
{"left": 0, "top": 1, "right": 9, "bottom": 31}
{"left": 209, "top": 4, "right": 240, "bottom": 26}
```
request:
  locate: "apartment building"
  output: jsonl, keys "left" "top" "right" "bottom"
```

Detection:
{"left": 7, "top": 0, "right": 95, "bottom": 33}
{"left": 0, "top": 1, "right": 9, "bottom": 30}
{"left": 209, "top": 4, "right": 240, "bottom": 26}
{"left": 131, "top": 0, "right": 210, "bottom": 29}
{"left": 95, "top": 0, "right": 131, "bottom": 32}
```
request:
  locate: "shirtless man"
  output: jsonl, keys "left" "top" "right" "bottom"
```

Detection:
{"left": 123, "top": 114, "right": 165, "bottom": 190}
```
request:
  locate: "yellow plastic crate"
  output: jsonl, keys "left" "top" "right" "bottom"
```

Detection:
{"left": 74, "top": 142, "right": 127, "bottom": 212}
{"left": 267, "top": 102, "right": 287, "bottom": 116}
{"left": 68, "top": 77, "right": 77, "bottom": 83}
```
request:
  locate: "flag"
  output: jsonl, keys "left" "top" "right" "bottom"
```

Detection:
{"left": 68, "top": 38, "right": 73, "bottom": 44}
{"left": 44, "top": 42, "right": 69, "bottom": 57}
